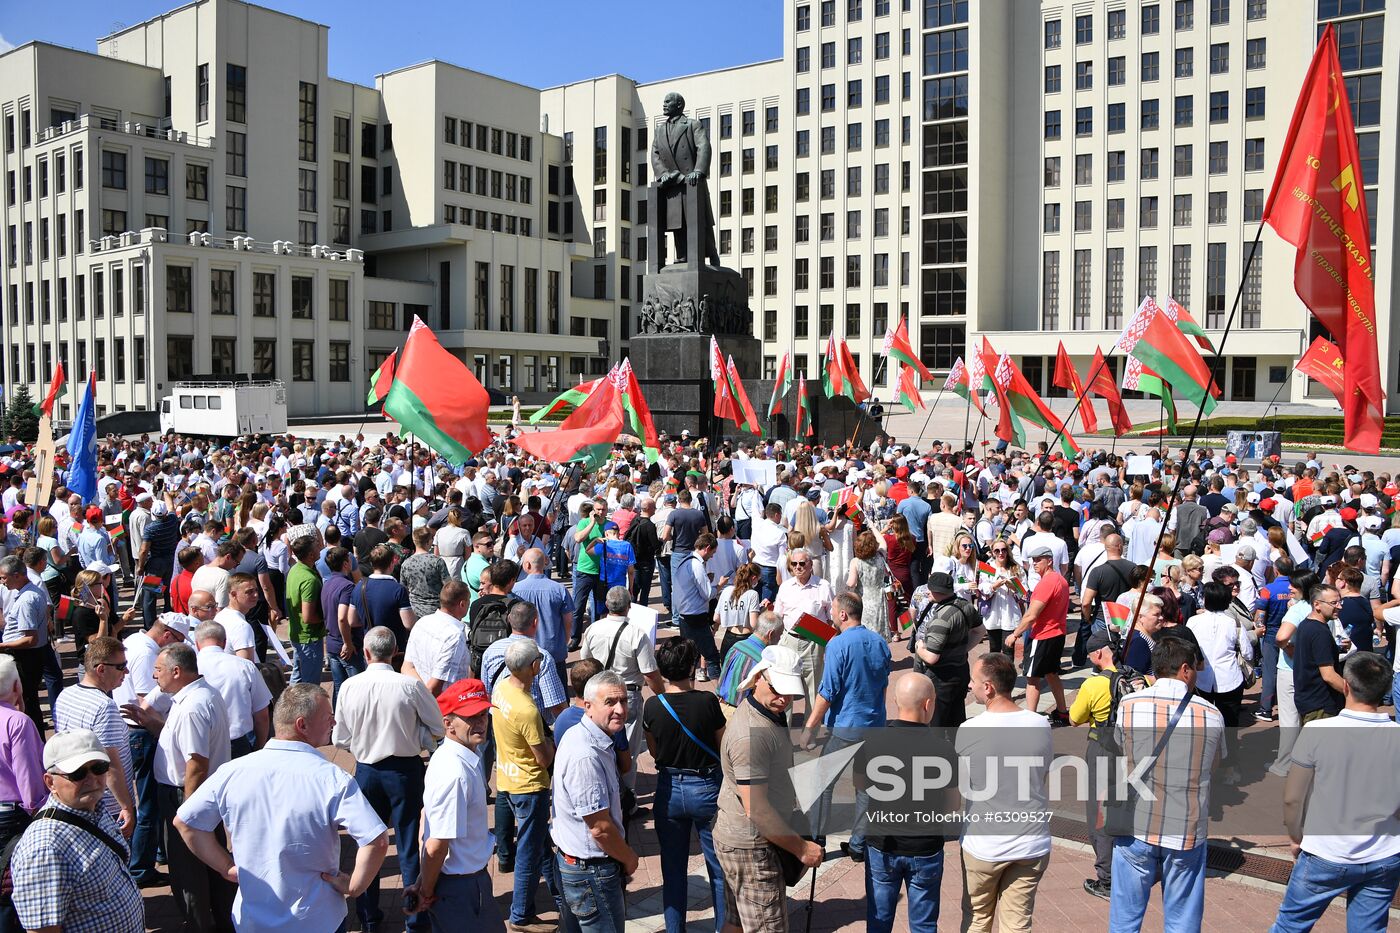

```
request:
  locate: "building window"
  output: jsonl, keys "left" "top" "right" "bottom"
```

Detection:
{"left": 1105, "top": 248, "right": 1124, "bottom": 328}
{"left": 1243, "top": 188, "right": 1263, "bottom": 223}
{"left": 168, "top": 336, "right": 194, "bottom": 379}
{"left": 1139, "top": 246, "right": 1158, "bottom": 299}
{"left": 1044, "top": 110, "right": 1061, "bottom": 140}
{"left": 1174, "top": 144, "right": 1193, "bottom": 177}
{"left": 292, "top": 341, "right": 314, "bottom": 382}
{"left": 210, "top": 269, "right": 234, "bottom": 315}
{"left": 1208, "top": 191, "right": 1227, "bottom": 224}
{"left": 1210, "top": 42, "right": 1230, "bottom": 75}
{"left": 196, "top": 63, "right": 209, "bottom": 121}
{"left": 1076, "top": 61, "right": 1093, "bottom": 90}
{"left": 209, "top": 337, "right": 235, "bottom": 376}
{"left": 1107, "top": 103, "right": 1125, "bottom": 134}
{"left": 1141, "top": 147, "right": 1159, "bottom": 179}
{"left": 1209, "top": 0, "right": 1229, "bottom": 24}
{"left": 1076, "top": 13, "right": 1093, "bottom": 44}
{"left": 1244, "top": 87, "right": 1265, "bottom": 120}
{"left": 298, "top": 169, "right": 317, "bottom": 212}
{"left": 1174, "top": 193, "right": 1193, "bottom": 226}
{"left": 1075, "top": 107, "right": 1092, "bottom": 136}
{"left": 1171, "top": 244, "right": 1192, "bottom": 306}
{"left": 1074, "top": 200, "right": 1092, "bottom": 232}
{"left": 186, "top": 164, "right": 208, "bottom": 200}
{"left": 101, "top": 151, "right": 126, "bottom": 189}
{"left": 226, "top": 64, "right": 247, "bottom": 122}
{"left": 1141, "top": 99, "right": 1159, "bottom": 130}
{"left": 167, "top": 266, "right": 192, "bottom": 313}
{"left": 253, "top": 272, "right": 275, "bottom": 317}
{"left": 1107, "top": 56, "right": 1126, "bottom": 86}
{"left": 1042, "top": 251, "right": 1060, "bottom": 329}
{"left": 1107, "top": 150, "right": 1126, "bottom": 182}
{"left": 292, "top": 275, "right": 313, "bottom": 319}
{"left": 226, "top": 186, "right": 246, "bottom": 231}
{"left": 329, "top": 278, "right": 349, "bottom": 322}
{"left": 1142, "top": 52, "right": 1159, "bottom": 82}
{"left": 1108, "top": 8, "right": 1126, "bottom": 38}
{"left": 1141, "top": 196, "right": 1159, "bottom": 228}
{"left": 1107, "top": 198, "right": 1124, "bottom": 230}
{"left": 329, "top": 342, "right": 350, "bottom": 381}
{"left": 1175, "top": 0, "right": 1194, "bottom": 30}
{"left": 1175, "top": 47, "right": 1193, "bottom": 78}
{"left": 1044, "top": 157, "right": 1060, "bottom": 187}
{"left": 475, "top": 262, "right": 490, "bottom": 328}
{"left": 1045, "top": 19, "right": 1061, "bottom": 49}
{"left": 1209, "top": 91, "right": 1228, "bottom": 124}
{"left": 1045, "top": 65, "right": 1061, "bottom": 94}
{"left": 299, "top": 82, "right": 318, "bottom": 162}
{"left": 1205, "top": 242, "right": 1226, "bottom": 327}
{"left": 368, "top": 300, "right": 395, "bottom": 329}
{"left": 1246, "top": 37, "right": 1265, "bottom": 70}
{"left": 1073, "top": 249, "right": 1092, "bottom": 329}
{"left": 143, "top": 157, "right": 168, "bottom": 195}
{"left": 252, "top": 339, "right": 275, "bottom": 378}
{"left": 1209, "top": 141, "right": 1228, "bottom": 175}
{"left": 1174, "top": 95, "right": 1193, "bottom": 127}
{"left": 1242, "top": 241, "right": 1262, "bottom": 327}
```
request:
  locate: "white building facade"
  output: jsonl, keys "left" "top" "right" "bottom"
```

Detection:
{"left": 2, "top": 0, "right": 1395, "bottom": 418}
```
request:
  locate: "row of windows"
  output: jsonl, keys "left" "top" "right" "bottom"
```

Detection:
{"left": 441, "top": 205, "right": 534, "bottom": 237}
{"left": 8, "top": 337, "right": 146, "bottom": 387}
{"left": 1045, "top": 139, "right": 1269, "bottom": 188}
{"left": 4, "top": 149, "right": 80, "bottom": 206}
{"left": 795, "top": 0, "right": 899, "bottom": 32}
{"left": 166, "top": 334, "right": 348, "bottom": 383}
{"left": 1045, "top": 40, "right": 1265, "bottom": 93}
{"left": 1042, "top": 241, "right": 1263, "bottom": 332}
{"left": 3, "top": 265, "right": 145, "bottom": 324}
{"left": 441, "top": 161, "right": 533, "bottom": 204}
{"left": 1045, "top": 0, "right": 1268, "bottom": 50}
{"left": 1045, "top": 88, "right": 1266, "bottom": 138}
{"left": 1044, "top": 188, "right": 1266, "bottom": 233}
{"left": 796, "top": 73, "right": 910, "bottom": 114}
{"left": 795, "top": 29, "right": 908, "bottom": 73}
{"left": 442, "top": 117, "right": 534, "bottom": 162}
{"left": 162, "top": 266, "right": 350, "bottom": 320}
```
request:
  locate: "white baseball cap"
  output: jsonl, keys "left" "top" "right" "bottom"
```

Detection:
{"left": 741, "top": 645, "right": 806, "bottom": 697}
{"left": 43, "top": 729, "right": 110, "bottom": 774}
{"left": 84, "top": 560, "right": 120, "bottom": 576}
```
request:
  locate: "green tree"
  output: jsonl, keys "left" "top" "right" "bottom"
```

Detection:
{"left": 5, "top": 384, "right": 39, "bottom": 443}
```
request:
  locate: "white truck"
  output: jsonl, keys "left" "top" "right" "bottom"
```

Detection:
{"left": 159, "top": 380, "right": 288, "bottom": 437}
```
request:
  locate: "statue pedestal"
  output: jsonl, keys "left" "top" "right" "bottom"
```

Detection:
{"left": 638, "top": 265, "right": 750, "bottom": 338}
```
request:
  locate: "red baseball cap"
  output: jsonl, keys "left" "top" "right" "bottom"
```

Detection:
{"left": 1339, "top": 507, "right": 1358, "bottom": 522}
{"left": 895, "top": 466, "right": 910, "bottom": 479}
{"left": 437, "top": 678, "right": 493, "bottom": 718}
{"left": 85, "top": 506, "right": 104, "bottom": 522}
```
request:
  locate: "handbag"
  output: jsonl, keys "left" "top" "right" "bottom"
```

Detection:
{"left": 774, "top": 840, "right": 811, "bottom": 886}
{"left": 1102, "top": 688, "right": 1194, "bottom": 837}
{"left": 1234, "top": 621, "right": 1258, "bottom": 689}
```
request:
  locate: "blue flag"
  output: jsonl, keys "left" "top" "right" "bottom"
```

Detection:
{"left": 66, "top": 372, "right": 98, "bottom": 502}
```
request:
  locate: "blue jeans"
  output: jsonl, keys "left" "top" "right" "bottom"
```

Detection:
{"left": 328, "top": 649, "right": 367, "bottom": 709}
{"left": 866, "top": 847, "right": 944, "bottom": 933}
{"left": 556, "top": 854, "right": 626, "bottom": 933}
{"left": 40, "top": 644, "right": 63, "bottom": 713}
{"left": 501, "top": 789, "right": 557, "bottom": 924}
{"left": 659, "top": 557, "right": 674, "bottom": 616}
{"left": 127, "top": 726, "right": 163, "bottom": 879}
{"left": 678, "top": 615, "right": 721, "bottom": 680}
{"left": 1269, "top": 849, "right": 1400, "bottom": 932}
{"left": 290, "top": 639, "right": 324, "bottom": 685}
{"left": 572, "top": 571, "right": 603, "bottom": 642}
{"left": 1109, "top": 836, "right": 1207, "bottom": 933}
{"left": 816, "top": 732, "right": 871, "bottom": 854}
{"left": 655, "top": 770, "right": 725, "bottom": 933}
{"left": 757, "top": 565, "right": 779, "bottom": 605}
{"left": 1260, "top": 633, "right": 1280, "bottom": 713}
{"left": 140, "top": 575, "right": 171, "bottom": 630}
{"left": 354, "top": 756, "right": 426, "bottom": 931}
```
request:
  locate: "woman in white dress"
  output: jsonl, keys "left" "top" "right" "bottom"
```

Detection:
{"left": 792, "top": 500, "right": 832, "bottom": 580}
{"left": 826, "top": 504, "right": 857, "bottom": 597}
{"left": 933, "top": 530, "right": 980, "bottom": 601}
{"left": 979, "top": 539, "right": 1025, "bottom": 658}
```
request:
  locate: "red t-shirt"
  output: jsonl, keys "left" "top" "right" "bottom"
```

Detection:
{"left": 1029, "top": 571, "right": 1069, "bottom": 639}
{"left": 171, "top": 569, "right": 196, "bottom": 615}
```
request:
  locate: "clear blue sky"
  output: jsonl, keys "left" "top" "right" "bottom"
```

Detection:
{"left": 0, "top": 1, "right": 783, "bottom": 88}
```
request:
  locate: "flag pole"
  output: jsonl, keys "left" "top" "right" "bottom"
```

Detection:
{"left": 909, "top": 381, "right": 949, "bottom": 450}
{"left": 1262, "top": 369, "right": 1292, "bottom": 434}
{"left": 1116, "top": 224, "right": 1264, "bottom": 662}
{"left": 961, "top": 394, "right": 972, "bottom": 450}
{"left": 1041, "top": 346, "right": 1115, "bottom": 460}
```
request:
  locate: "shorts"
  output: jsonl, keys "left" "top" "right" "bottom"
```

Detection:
{"left": 715, "top": 839, "right": 790, "bottom": 933}
{"left": 1023, "top": 634, "right": 1066, "bottom": 678}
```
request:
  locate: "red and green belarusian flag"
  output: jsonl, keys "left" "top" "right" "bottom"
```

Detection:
{"left": 383, "top": 317, "right": 493, "bottom": 466}
{"left": 1117, "top": 297, "right": 1221, "bottom": 416}
{"left": 1088, "top": 347, "right": 1134, "bottom": 436}
{"left": 35, "top": 363, "right": 67, "bottom": 417}
{"left": 366, "top": 351, "right": 397, "bottom": 407}
{"left": 513, "top": 370, "right": 624, "bottom": 471}
{"left": 1163, "top": 297, "right": 1214, "bottom": 353}
{"left": 897, "top": 607, "right": 914, "bottom": 632}
{"left": 822, "top": 334, "right": 870, "bottom": 403}
{"left": 726, "top": 356, "right": 761, "bottom": 434}
{"left": 795, "top": 374, "right": 814, "bottom": 438}
{"left": 977, "top": 560, "right": 996, "bottom": 576}
{"left": 711, "top": 337, "right": 743, "bottom": 427}
{"left": 1308, "top": 525, "right": 1334, "bottom": 545}
{"left": 616, "top": 358, "right": 660, "bottom": 456}
{"left": 1006, "top": 576, "right": 1029, "bottom": 599}
{"left": 767, "top": 351, "right": 792, "bottom": 419}
{"left": 884, "top": 317, "right": 933, "bottom": 381}
{"left": 530, "top": 376, "right": 603, "bottom": 424}
{"left": 791, "top": 612, "right": 838, "bottom": 646}
{"left": 896, "top": 363, "right": 925, "bottom": 413}
{"left": 826, "top": 486, "right": 859, "bottom": 514}
{"left": 1123, "top": 355, "right": 1178, "bottom": 434}
{"left": 989, "top": 353, "right": 1080, "bottom": 457}
{"left": 946, "top": 356, "right": 985, "bottom": 417}
{"left": 1103, "top": 601, "right": 1131, "bottom": 629}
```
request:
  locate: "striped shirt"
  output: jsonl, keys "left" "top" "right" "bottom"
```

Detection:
{"left": 717, "top": 634, "right": 766, "bottom": 706}
{"left": 11, "top": 798, "right": 144, "bottom": 933}
{"left": 1114, "top": 678, "right": 1223, "bottom": 851}
{"left": 53, "top": 684, "right": 132, "bottom": 818}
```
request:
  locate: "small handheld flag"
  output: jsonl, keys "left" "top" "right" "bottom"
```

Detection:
{"left": 791, "top": 612, "right": 838, "bottom": 646}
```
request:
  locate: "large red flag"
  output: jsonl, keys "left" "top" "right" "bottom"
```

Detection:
{"left": 726, "top": 356, "right": 761, "bottom": 434}
{"left": 1295, "top": 336, "right": 1347, "bottom": 406}
{"left": 835, "top": 337, "right": 871, "bottom": 404}
{"left": 513, "top": 376, "right": 623, "bottom": 467}
{"left": 383, "top": 318, "right": 491, "bottom": 465}
{"left": 1052, "top": 342, "right": 1099, "bottom": 434}
{"left": 1263, "top": 24, "right": 1383, "bottom": 453}
{"left": 1086, "top": 348, "right": 1133, "bottom": 435}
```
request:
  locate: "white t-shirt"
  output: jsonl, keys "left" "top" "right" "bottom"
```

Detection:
{"left": 955, "top": 709, "right": 1053, "bottom": 862}
{"left": 750, "top": 518, "right": 787, "bottom": 568}
{"left": 1291, "top": 709, "right": 1400, "bottom": 864}
{"left": 715, "top": 586, "right": 760, "bottom": 630}
{"left": 214, "top": 608, "right": 257, "bottom": 656}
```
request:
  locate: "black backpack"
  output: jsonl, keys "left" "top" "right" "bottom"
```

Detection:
{"left": 469, "top": 595, "right": 520, "bottom": 677}
{"left": 1088, "top": 665, "right": 1151, "bottom": 756}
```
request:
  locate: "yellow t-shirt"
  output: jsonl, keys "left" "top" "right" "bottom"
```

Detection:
{"left": 1069, "top": 666, "right": 1116, "bottom": 727}
{"left": 492, "top": 679, "right": 549, "bottom": 794}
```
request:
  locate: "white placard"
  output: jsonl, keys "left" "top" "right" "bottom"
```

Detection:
{"left": 731, "top": 459, "right": 777, "bottom": 488}
{"left": 1218, "top": 542, "right": 1238, "bottom": 565}
{"left": 263, "top": 624, "right": 293, "bottom": 667}
{"left": 627, "top": 604, "right": 660, "bottom": 647}
{"left": 1125, "top": 455, "right": 1153, "bottom": 476}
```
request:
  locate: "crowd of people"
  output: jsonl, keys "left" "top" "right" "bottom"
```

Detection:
{"left": 0, "top": 425, "right": 1398, "bottom": 932}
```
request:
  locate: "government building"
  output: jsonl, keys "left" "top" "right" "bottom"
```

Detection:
{"left": 0, "top": 0, "right": 1394, "bottom": 418}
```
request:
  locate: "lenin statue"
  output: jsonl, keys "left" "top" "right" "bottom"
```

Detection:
{"left": 650, "top": 92, "right": 722, "bottom": 267}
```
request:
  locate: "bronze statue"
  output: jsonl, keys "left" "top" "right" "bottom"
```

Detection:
{"left": 650, "top": 92, "right": 721, "bottom": 267}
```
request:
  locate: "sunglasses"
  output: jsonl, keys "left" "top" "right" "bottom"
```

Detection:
{"left": 97, "top": 661, "right": 129, "bottom": 671}
{"left": 54, "top": 760, "right": 110, "bottom": 781}
{"left": 790, "top": 560, "right": 810, "bottom": 567}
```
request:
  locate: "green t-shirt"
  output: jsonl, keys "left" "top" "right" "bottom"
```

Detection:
{"left": 463, "top": 552, "right": 492, "bottom": 600}
{"left": 574, "top": 518, "right": 605, "bottom": 576}
{"left": 286, "top": 562, "right": 324, "bottom": 644}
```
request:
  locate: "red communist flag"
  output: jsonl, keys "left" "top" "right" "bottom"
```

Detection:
{"left": 1052, "top": 341, "right": 1098, "bottom": 434}
{"left": 1296, "top": 336, "right": 1347, "bottom": 407}
{"left": 1263, "top": 24, "right": 1383, "bottom": 453}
